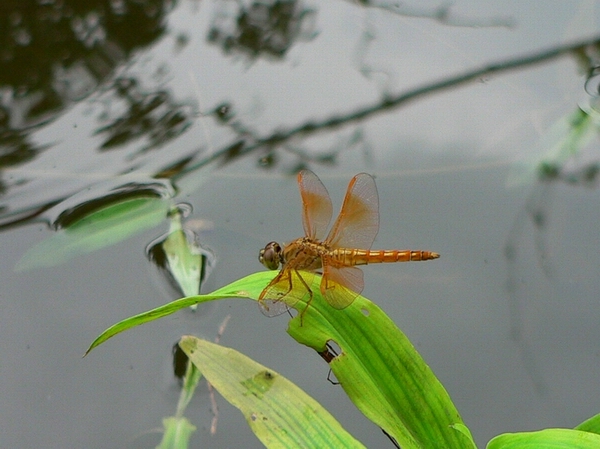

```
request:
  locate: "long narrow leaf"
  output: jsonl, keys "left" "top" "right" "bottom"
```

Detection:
{"left": 84, "top": 271, "right": 279, "bottom": 355}
{"left": 487, "top": 428, "right": 600, "bottom": 448}
{"left": 286, "top": 278, "right": 475, "bottom": 449}
{"left": 86, "top": 271, "right": 473, "bottom": 448}
{"left": 179, "top": 336, "right": 366, "bottom": 448}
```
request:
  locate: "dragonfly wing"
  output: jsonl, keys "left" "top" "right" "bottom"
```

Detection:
{"left": 325, "top": 173, "right": 379, "bottom": 249}
{"left": 321, "top": 258, "right": 364, "bottom": 309}
{"left": 259, "top": 298, "right": 291, "bottom": 317}
{"left": 298, "top": 169, "right": 333, "bottom": 240}
{"left": 258, "top": 268, "right": 314, "bottom": 317}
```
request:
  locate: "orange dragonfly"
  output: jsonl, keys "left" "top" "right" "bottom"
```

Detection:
{"left": 258, "top": 169, "right": 439, "bottom": 317}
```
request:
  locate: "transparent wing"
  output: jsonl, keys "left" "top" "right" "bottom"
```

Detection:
{"left": 298, "top": 169, "right": 333, "bottom": 240}
{"left": 325, "top": 173, "right": 379, "bottom": 250}
{"left": 320, "top": 257, "right": 364, "bottom": 309}
{"left": 258, "top": 268, "right": 315, "bottom": 317}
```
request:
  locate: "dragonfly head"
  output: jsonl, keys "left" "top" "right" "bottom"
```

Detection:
{"left": 259, "top": 241, "right": 283, "bottom": 270}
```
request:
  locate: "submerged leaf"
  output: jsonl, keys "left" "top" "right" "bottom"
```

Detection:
{"left": 156, "top": 417, "right": 196, "bottom": 449}
{"left": 16, "top": 197, "right": 171, "bottom": 271}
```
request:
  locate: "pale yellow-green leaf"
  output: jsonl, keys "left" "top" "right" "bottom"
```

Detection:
{"left": 155, "top": 417, "right": 196, "bottom": 449}
{"left": 487, "top": 428, "right": 600, "bottom": 449}
{"left": 179, "top": 336, "right": 366, "bottom": 449}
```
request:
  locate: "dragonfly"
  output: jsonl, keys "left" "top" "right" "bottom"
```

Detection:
{"left": 258, "top": 169, "right": 439, "bottom": 317}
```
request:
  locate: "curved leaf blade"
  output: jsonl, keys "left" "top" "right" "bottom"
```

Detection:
{"left": 487, "top": 428, "right": 600, "bottom": 449}
{"left": 84, "top": 271, "right": 280, "bottom": 355}
{"left": 576, "top": 412, "right": 600, "bottom": 435}
{"left": 85, "top": 271, "right": 473, "bottom": 449}
{"left": 286, "top": 277, "right": 475, "bottom": 449}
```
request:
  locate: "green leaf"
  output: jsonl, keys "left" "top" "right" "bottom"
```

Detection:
{"left": 154, "top": 352, "right": 202, "bottom": 448}
{"left": 486, "top": 428, "right": 600, "bottom": 448}
{"left": 16, "top": 197, "right": 171, "bottom": 271}
{"left": 576, "top": 412, "right": 600, "bottom": 435}
{"left": 84, "top": 271, "right": 278, "bottom": 355}
{"left": 175, "top": 360, "right": 202, "bottom": 418}
{"left": 286, "top": 277, "right": 475, "bottom": 449}
{"left": 179, "top": 336, "right": 366, "bottom": 449}
{"left": 155, "top": 417, "right": 196, "bottom": 449}
{"left": 161, "top": 210, "right": 204, "bottom": 298}
{"left": 85, "top": 271, "right": 474, "bottom": 448}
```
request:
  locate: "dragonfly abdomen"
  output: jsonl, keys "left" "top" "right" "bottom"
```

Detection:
{"left": 332, "top": 248, "right": 440, "bottom": 265}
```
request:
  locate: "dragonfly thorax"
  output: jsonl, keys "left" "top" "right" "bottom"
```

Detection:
{"left": 281, "top": 237, "right": 325, "bottom": 271}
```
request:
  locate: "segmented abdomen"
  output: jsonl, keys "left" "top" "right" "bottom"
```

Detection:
{"left": 331, "top": 248, "right": 440, "bottom": 266}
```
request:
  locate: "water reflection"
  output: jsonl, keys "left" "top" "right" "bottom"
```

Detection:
{"left": 0, "top": 0, "right": 329, "bottom": 229}
{"left": 503, "top": 54, "right": 600, "bottom": 393}
{"left": 14, "top": 177, "right": 174, "bottom": 271}
{"left": 0, "top": 0, "right": 598, "bottom": 234}
{"left": 0, "top": 0, "right": 179, "bottom": 222}
{"left": 207, "top": 0, "right": 317, "bottom": 61}
{"left": 0, "top": 0, "right": 173, "bottom": 132}
{"left": 94, "top": 77, "right": 194, "bottom": 154}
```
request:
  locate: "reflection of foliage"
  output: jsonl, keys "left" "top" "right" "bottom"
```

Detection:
{"left": 0, "top": 0, "right": 174, "bottom": 161}
{"left": 182, "top": 35, "right": 600, "bottom": 175}
{"left": 94, "top": 77, "right": 194, "bottom": 154}
{"left": 504, "top": 102, "right": 600, "bottom": 394}
{"left": 505, "top": 106, "right": 600, "bottom": 274}
{"left": 543, "top": 161, "right": 600, "bottom": 187}
{"left": 0, "top": 0, "right": 173, "bottom": 122}
{"left": 506, "top": 105, "right": 600, "bottom": 278}
{"left": 0, "top": 105, "right": 49, "bottom": 194}
{"left": 499, "top": 45, "right": 600, "bottom": 392}
{"left": 207, "top": 0, "right": 316, "bottom": 60}
{"left": 0, "top": 123, "right": 42, "bottom": 169}
{"left": 202, "top": 102, "right": 359, "bottom": 175}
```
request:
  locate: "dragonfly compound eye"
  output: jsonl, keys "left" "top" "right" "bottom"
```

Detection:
{"left": 259, "top": 241, "right": 282, "bottom": 270}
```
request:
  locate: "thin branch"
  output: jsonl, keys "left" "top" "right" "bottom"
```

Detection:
{"left": 359, "top": 1, "right": 516, "bottom": 29}
{"left": 269, "top": 34, "right": 600, "bottom": 140}
{"left": 208, "top": 315, "right": 231, "bottom": 435}
{"left": 183, "top": 34, "right": 600, "bottom": 173}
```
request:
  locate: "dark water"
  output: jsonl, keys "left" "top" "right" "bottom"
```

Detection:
{"left": 1, "top": 1, "right": 600, "bottom": 448}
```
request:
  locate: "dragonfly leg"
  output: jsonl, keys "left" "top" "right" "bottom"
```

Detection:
{"left": 294, "top": 270, "right": 313, "bottom": 326}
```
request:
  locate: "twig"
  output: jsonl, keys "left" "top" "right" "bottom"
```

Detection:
{"left": 208, "top": 315, "right": 231, "bottom": 435}
{"left": 182, "top": 34, "right": 600, "bottom": 174}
